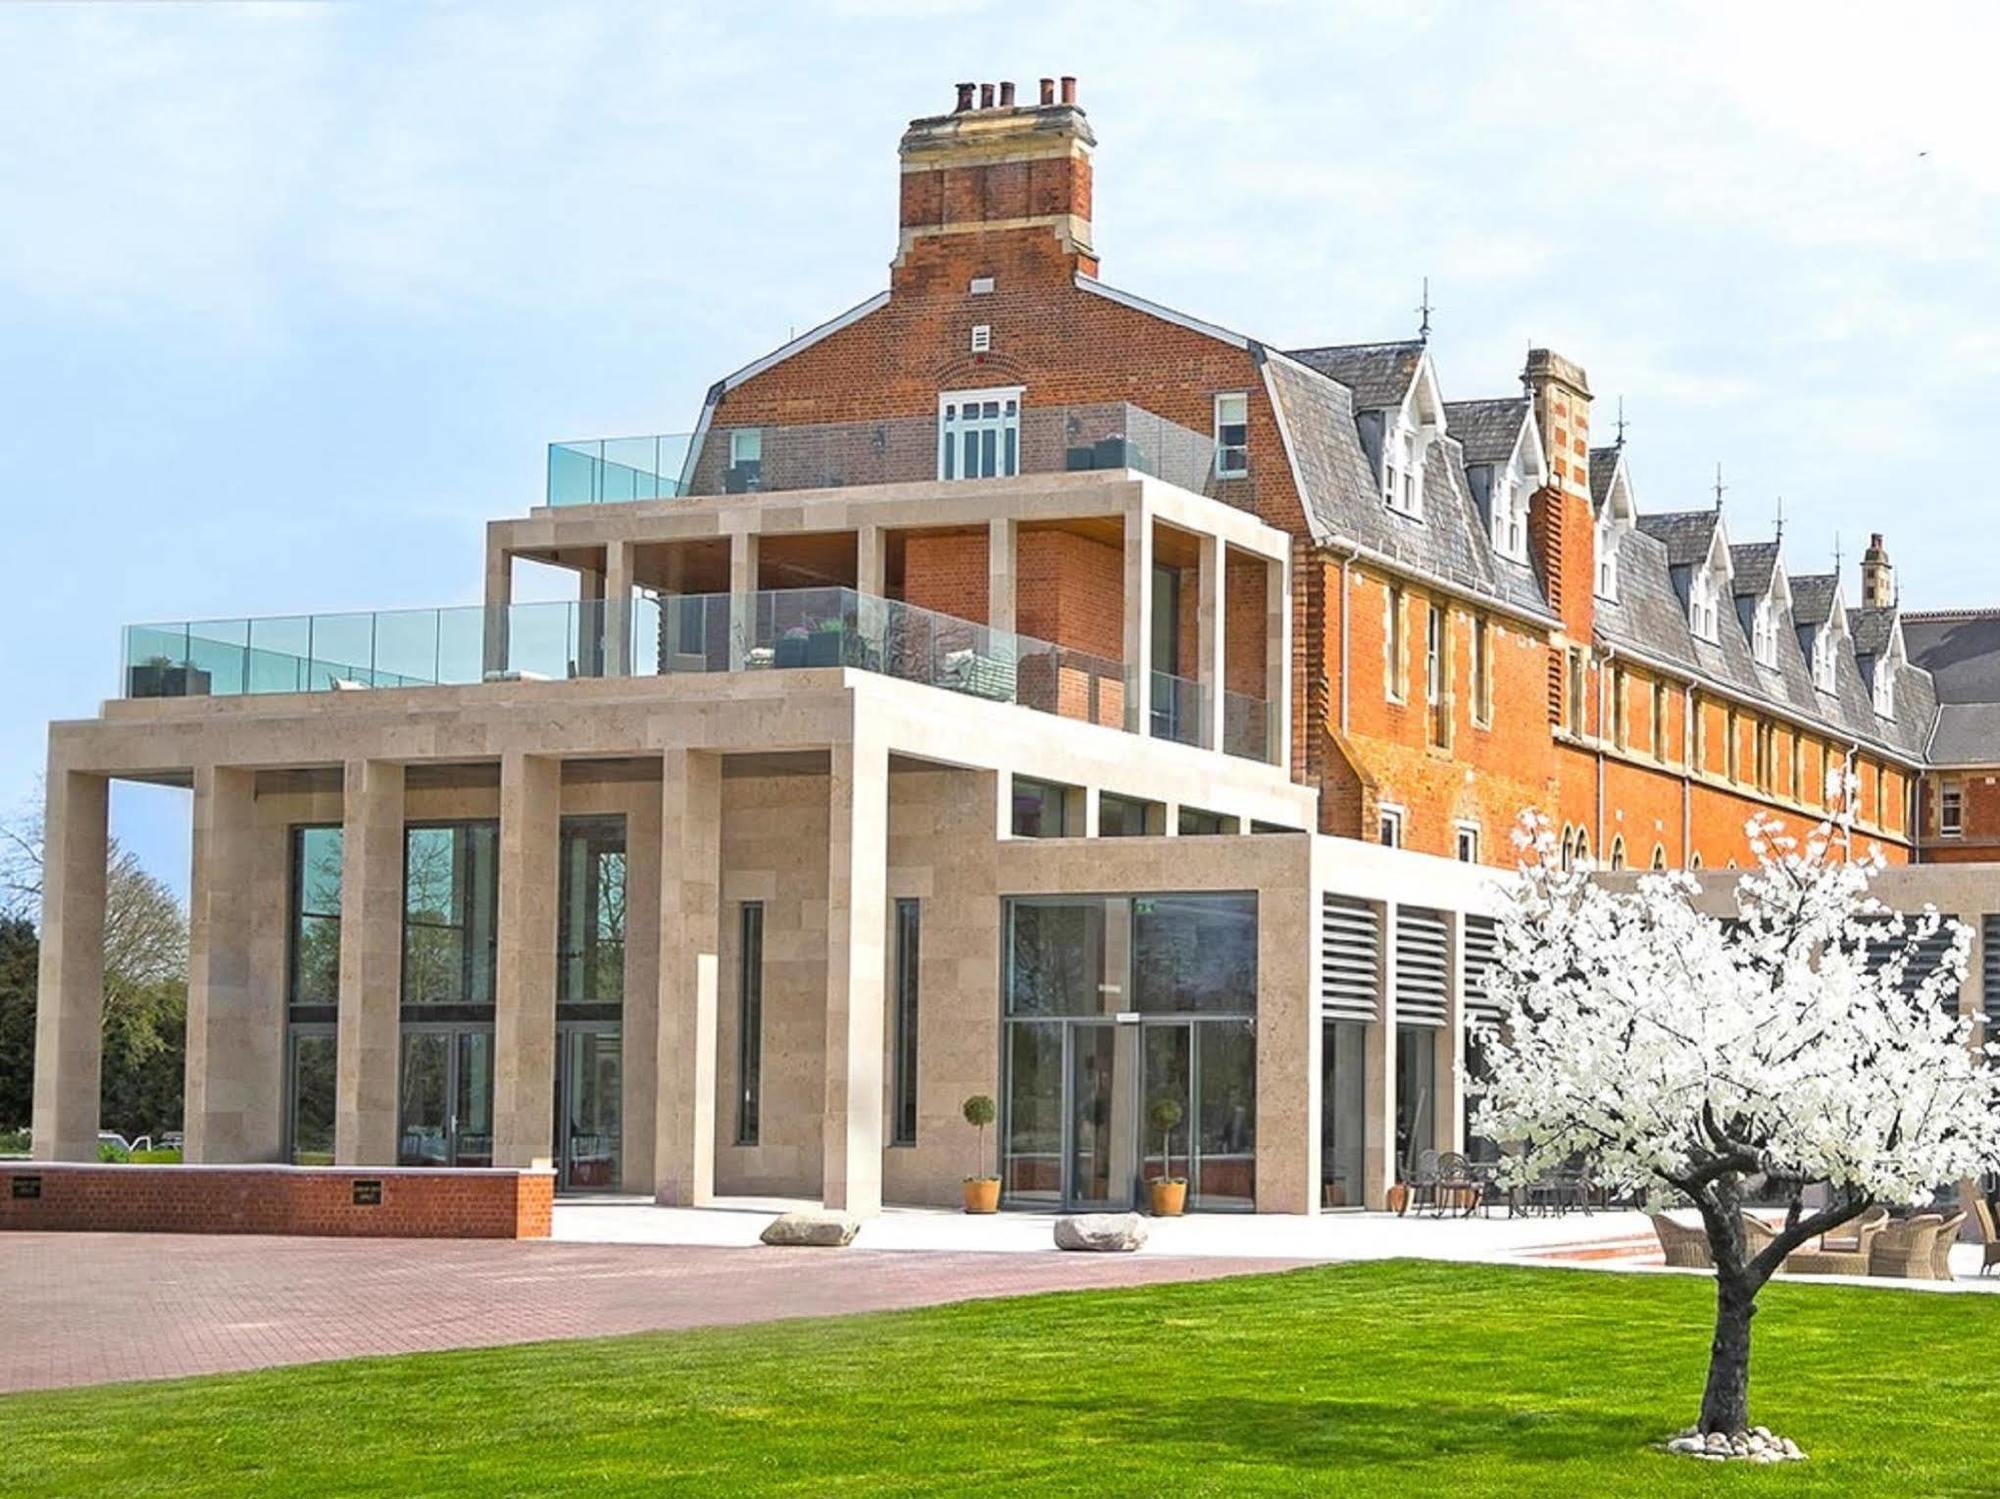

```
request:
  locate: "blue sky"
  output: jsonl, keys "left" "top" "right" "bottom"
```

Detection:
{"left": 3, "top": 0, "right": 1996, "bottom": 901}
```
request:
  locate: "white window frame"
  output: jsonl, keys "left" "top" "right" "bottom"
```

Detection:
{"left": 1454, "top": 823, "right": 1479, "bottom": 863}
{"left": 1213, "top": 392, "right": 1249, "bottom": 478}
{"left": 1384, "top": 419, "right": 1422, "bottom": 518}
{"left": 937, "top": 386, "right": 1022, "bottom": 481}
{"left": 1872, "top": 661, "right": 1895, "bottom": 719}
{"left": 1753, "top": 597, "right": 1777, "bottom": 667}
{"left": 1940, "top": 781, "right": 1964, "bottom": 838}
{"left": 1424, "top": 605, "right": 1443, "bottom": 707}
{"left": 1690, "top": 568, "right": 1719, "bottom": 643}
{"left": 969, "top": 323, "right": 991, "bottom": 353}
{"left": 728, "top": 428, "right": 763, "bottom": 467}
{"left": 1811, "top": 627, "right": 1837, "bottom": 693}
{"left": 1595, "top": 520, "right": 1618, "bottom": 600}
{"left": 1378, "top": 805, "right": 1405, "bottom": 849}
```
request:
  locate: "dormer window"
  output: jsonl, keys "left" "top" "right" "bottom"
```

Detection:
{"left": 1752, "top": 597, "right": 1778, "bottom": 667}
{"left": 1384, "top": 420, "right": 1421, "bottom": 518}
{"left": 1811, "top": 627, "right": 1837, "bottom": 693}
{"left": 1491, "top": 475, "right": 1528, "bottom": 561}
{"left": 1689, "top": 568, "right": 1719, "bottom": 643}
{"left": 1594, "top": 520, "right": 1618, "bottom": 601}
{"left": 1872, "top": 659, "right": 1895, "bottom": 718}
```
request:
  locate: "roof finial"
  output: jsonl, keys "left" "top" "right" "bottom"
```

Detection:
{"left": 1712, "top": 462, "right": 1727, "bottom": 513}
{"left": 1774, "top": 494, "right": 1785, "bottom": 544}
{"left": 1833, "top": 530, "right": 1843, "bottom": 580}
{"left": 1416, "top": 276, "right": 1433, "bottom": 345}
{"left": 1613, "top": 396, "right": 1628, "bottom": 449}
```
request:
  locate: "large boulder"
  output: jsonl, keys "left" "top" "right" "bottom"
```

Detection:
{"left": 1053, "top": 1212, "right": 1148, "bottom": 1252}
{"left": 760, "top": 1210, "right": 861, "bottom": 1247}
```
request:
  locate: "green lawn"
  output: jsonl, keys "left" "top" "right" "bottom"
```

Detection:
{"left": 1, "top": 1259, "right": 1993, "bottom": 1496}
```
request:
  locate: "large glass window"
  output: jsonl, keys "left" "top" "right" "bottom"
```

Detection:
{"left": 1395, "top": 1024, "right": 1437, "bottom": 1181}
{"left": 402, "top": 822, "right": 499, "bottom": 1007}
{"left": 1002, "top": 893, "right": 1258, "bottom": 1212}
{"left": 558, "top": 816, "right": 626, "bottom": 1007}
{"left": 892, "top": 899, "right": 920, "bottom": 1147}
{"left": 736, "top": 902, "right": 764, "bottom": 1146}
{"left": 938, "top": 388, "right": 1021, "bottom": 480}
{"left": 1010, "top": 777, "right": 1072, "bottom": 838}
{"left": 289, "top": 826, "right": 343, "bottom": 1010}
{"left": 287, "top": 1028, "right": 336, "bottom": 1165}
{"left": 1321, "top": 1020, "right": 1366, "bottom": 1207}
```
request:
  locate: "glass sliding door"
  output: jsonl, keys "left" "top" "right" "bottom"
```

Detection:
{"left": 1395, "top": 1024, "right": 1438, "bottom": 1181}
{"left": 1002, "top": 1022, "right": 1063, "bottom": 1204}
{"left": 557, "top": 816, "right": 625, "bottom": 1191}
{"left": 286, "top": 825, "right": 341, "bottom": 1164}
{"left": 1321, "top": 1020, "right": 1367, "bottom": 1208}
{"left": 398, "top": 821, "right": 499, "bottom": 1170}
{"left": 1140, "top": 1023, "right": 1192, "bottom": 1192}
{"left": 453, "top": 1030, "right": 495, "bottom": 1167}
{"left": 1067, "top": 1023, "right": 1124, "bottom": 1211}
{"left": 1193, "top": 1018, "right": 1256, "bottom": 1210}
{"left": 555, "top": 1027, "right": 622, "bottom": 1190}
{"left": 397, "top": 1026, "right": 494, "bottom": 1168}
{"left": 286, "top": 1028, "right": 337, "bottom": 1165}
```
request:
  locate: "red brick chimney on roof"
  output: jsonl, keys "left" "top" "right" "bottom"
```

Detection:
{"left": 894, "top": 77, "right": 1097, "bottom": 284}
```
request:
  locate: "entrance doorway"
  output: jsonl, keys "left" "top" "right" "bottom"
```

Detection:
{"left": 397, "top": 1027, "right": 495, "bottom": 1167}
{"left": 554, "top": 1026, "right": 622, "bottom": 1191}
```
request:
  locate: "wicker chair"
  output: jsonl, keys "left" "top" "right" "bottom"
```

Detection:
{"left": 1870, "top": 1213, "right": 1946, "bottom": 1279}
{"left": 1650, "top": 1213, "right": 1713, "bottom": 1269}
{"left": 1930, "top": 1211, "right": 1967, "bottom": 1281}
{"left": 1973, "top": 1198, "right": 2000, "bottom": 1276}
{"left": 1784, "top": 1206, "right": 1889, "bottom": 1277}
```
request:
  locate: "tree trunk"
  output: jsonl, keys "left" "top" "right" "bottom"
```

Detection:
{"left": 1698, "top": 1270, "right": 1756, "bottom": 1434}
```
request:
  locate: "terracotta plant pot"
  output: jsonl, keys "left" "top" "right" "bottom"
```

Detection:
{"left": 1149, "top": 1177, "right": 1188, "bottom": 1217}
{"left": 962, "top": 1176, "right": 1001, "bottom": 1214}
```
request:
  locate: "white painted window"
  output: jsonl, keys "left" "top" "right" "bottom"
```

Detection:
{"left": 1872, "top": 660, "right": 1895, "bottom": 718}
{"left": 1454, "top": 824, "right": 1479, "bottom": 863}
{"left": 1378, "top": 805, "right": 1405, "bottom": 849}
{"left": 1384, "top": 422, "right": 1421, "bottom": 518}
{"left": 968, "top": 276, "right": 995, "bottom": 295}
{"left": 1424, "top": 605, "right": 1442, "bottom": 706}
{"left": 1491, "top": 477, "right": 1527, "bottom": 562}
{"left": 1941, "top": 782, "right": 1964, "bottom": 837}
{"left": 728, "top": 428, "right": 762, "bottom": 467}
{"left": 1690, "top": 568, "right": 1719, "bottom": 643}
{"left": 1213, "top": 392, "right": 1249, "bottom": 478}
{"left": 1595, "top": 521, "right": 1618, "bottom": 600}
{"left": 1752, "top": 597, "right": 1778, "bottom": 667}
{"left": 1812, "top": 627, "right": 1837, "bottom": 692}
{"left": 937, "top": 387, "right": 1021, "bottom": 480}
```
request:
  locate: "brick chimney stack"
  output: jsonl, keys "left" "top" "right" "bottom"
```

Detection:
{"left": 894, "top": 77, "right": 1097, "bottom": 284}
{"left": 1861, "top": 532, "right": 1894, "bottom": 608}
{"left": 1522, "top": 348, "right": 1596, "bottom": 643}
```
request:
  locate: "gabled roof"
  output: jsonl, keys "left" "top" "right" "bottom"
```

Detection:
{"left": 1790, "top": 573, "right": 1841, "bottom": 629}
{"left": 1729, "top": 542, "right": 1780, "bottom": 600}
{"left": 1284, "top": 340, "right": 1426, "bottom": 411}
{"left": 1637, "top": 510, "right": 1724, "bottom": 569}
{"left": 1440, "top": 398, "right": 1528, "bottom": 467}
{"left": 1851, "top": 605, "right": 1901, "bottom": 659}
{"left": 1589, "top": 448, "right": 1621, "bottom": 508}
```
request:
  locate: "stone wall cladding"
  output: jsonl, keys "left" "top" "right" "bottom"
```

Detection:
{"left": 0, "top": 1165, "right": 553, "bottom": 1239}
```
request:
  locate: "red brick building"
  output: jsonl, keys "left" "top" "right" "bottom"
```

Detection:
{"left": 690, "top": 80, "right": 1943, "bottom": 870}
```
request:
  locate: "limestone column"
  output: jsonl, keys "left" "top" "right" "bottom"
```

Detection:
{"left": 727, "top": 533, "right": 760, "bottom": 670}
{"left": 493, "top": 753, "right": 561, "bottom": 1168}
{"left": 656, "top": 747, "right": 722, "bottom": 1205}
{"left": 1123, "top": 508, "right": 1154, "bottom": 735}
{"left": 620, "top": 780, "right": 663, "bottom": 1192}
{"left": 577, "top": 563, "right": 607, "bottom": 678}
{"left": 987, "top": 518, "right": 1017, "bottom": 636}
{"left": 856, "top": 525, "right": 886, "bottom": 600}
{"left": 184, "top": 765, "right": 280, "bottom": 1162}
{"left": 1254, "top": 869, "right": 1319, "bottom": 1212}
{"left": 335, "top": 759, "right": 404, "bottom": 1166}
{"left": 1362, "top": 899, "right": 1399, "bottom": 1209}
{"left": 1439, "top": 912, "right": 1467, "bottom": 1154}
{"left": 30, "top": 766, "right": 108, "bottom": 1162}
{"left": 483, "top": 540, "right": 512, "bottom": 678}
{"left": 1198, "top": 535, "right": 1226, "bottom": 751}
{"left": 823, "top": 729, "right": 889, "bottom": 1215}
{"left": 604, "top": 540, "right": 636, "bottom": 677}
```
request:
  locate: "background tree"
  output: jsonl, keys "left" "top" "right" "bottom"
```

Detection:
{"left": 1477, "top": 802, "right": 2000, "bottom": 1441}
{"left": 0, "top": 792, "right": 189, "bottom": 1139}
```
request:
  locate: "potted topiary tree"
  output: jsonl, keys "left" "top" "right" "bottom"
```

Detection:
{"left": 961, "top": 1094, "right": 1000, "bottom": 1213}
{"left": 1147, "top": 1094, "right": 1188, "bottom": 1216}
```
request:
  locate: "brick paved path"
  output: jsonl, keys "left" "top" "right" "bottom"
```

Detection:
{"left": 0, "top": 1234, "right": 1302, "bottom": 1394}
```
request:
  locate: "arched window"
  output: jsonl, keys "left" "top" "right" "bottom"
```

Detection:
{"left": 1609, "top": 836, "right": 1626, "bottom": 871}
{"left": 1650, "top": 843, "right": 1667, "bottom": 870}
{"left": 1559, "top": 826, "right": 1575, "bottom": 871}
{"left": 1690, "top": 851, "right": 1704, "bottom": 871}
{"left": 1574, "top": 831, "right": 1592, "bottom": 867}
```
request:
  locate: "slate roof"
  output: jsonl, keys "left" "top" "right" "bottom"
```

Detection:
{"left": 1928, "top": 703, "right": 2000, "bottom": 765}
{"left": 1791, "top": 573, "right": 1839, "bottom": 629}
{"left": 1730, "top": 543, "right": 1780, "bottom": 599}
{"left": 1589, "top": 447, "right": 1623, "bottom": 511}
{"left": 1851, "top": 605, "right": 1899, "bottom": 659}
{"left": 1637, "top": 511, "right": 1722, "bottom": 568}
{"left": 1904, "top": 610, "right": 2000, "bottom": 704}
{"left": 1284, "top": 341, "right": 1425, "bottom": 410}
{"left": 1440, "top": 398, "right": 1527, "bottom": 467}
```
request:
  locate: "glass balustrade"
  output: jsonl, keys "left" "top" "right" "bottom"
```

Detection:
{"left": 119, "top": 589, "right": 1273, "bottom": 759}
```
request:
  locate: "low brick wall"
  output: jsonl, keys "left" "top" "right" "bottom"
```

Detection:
{"left": 0, "top": 1164, "right": 554, "bottom": 1239}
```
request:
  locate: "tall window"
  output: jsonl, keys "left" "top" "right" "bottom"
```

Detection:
{"left": 1752, "top": 598, "right": 1778, "bottom": 666}
{"left": 1872, "top": 660, "right": 1895, "bottom": 718}
{"left": 1610, "top": 665, "right": 1628, "bottom": 749}
{"left": 1470, "top": 616, "right": 1492, "bottom": 726}
{"left": 1652, "top": 680, "right": 1670, "bottom": 760}
{"left": 1384, "top": 422, "right": 1421, "bottom": 517}
{"left": 1386, "top": 585, "right": 1407, "bottom": 701}
{"left": 726, "top": 428, "right": 763, "bottom": 490}
{"left": 938, "top": 388, "right": 1021, "bottom": 480}
{"left": 1491, "top": 478, "right": 1527, "bottom": 561}
{"left": 1812, "top": 627, "right": 1837, "bottom": 692}
{"left": 1424, "top": 605, "right": 1443, "bottom": 707}
{"left": 1595, "top": 521, "right": 1618, "bottom": 600}
{"left": 289, "top": 826, "right": 343, "bottom": 1009}
{"left": 1454, "top": 825, "right": 1479, "bottom": 863}
{"left": 1690, "top": 568, "right": 1719, "bottom": 642}
{"left": 1378, "top": 806, "right": 1405, "bottom": 849}
{"left": 735, "top": 903, "right": 765, "bottom": 1146}
{"left": 1942, "top": 782, "right": 1965, "bottom": 838}
{"left": 402, "top": 822, "right": 499, "bottom": 1007}
{"left": 558, "top": 816, "right": 626, "bottom": 1007}
{"left": 892, "top": 899, "right": 921, "bottom": 1147}
{"left": 1567, "top": 648, "right": 1586, "bottom": 736}
{"left": 1213, "top": 392, "right": 1249, "bottom": 477}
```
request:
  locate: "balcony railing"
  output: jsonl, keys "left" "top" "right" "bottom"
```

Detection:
{"left": 547, "top": 403, "right": 1255, "bottom": 509}
{"left": 120, "top": 589, "right": 1278, "bottom": 764}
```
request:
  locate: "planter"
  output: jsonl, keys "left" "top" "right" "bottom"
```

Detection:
{"left": 1386, "top": 1182, "right": 1410, "bottom": 1217}
{"left": 128, "top": 663, "right": 211, "bottom": 699}
{"left": 1148, "top": 1178, "right": 1188, "bottom": 1217}
{"left": 804, "top": 629, "right": 845, "bottom": 667}
{"left": 962, "top": 1177, "right": 1000, "bottom": 1214}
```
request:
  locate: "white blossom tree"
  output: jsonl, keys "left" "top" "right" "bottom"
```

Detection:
{"left": 1475, "top": 798, "right": 2000, "bottom": 1438}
